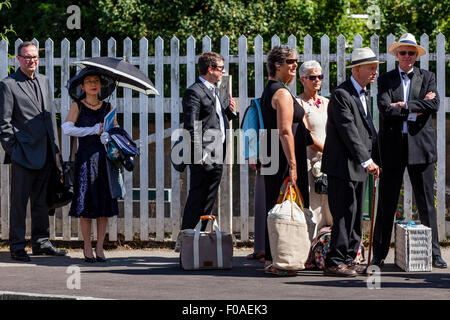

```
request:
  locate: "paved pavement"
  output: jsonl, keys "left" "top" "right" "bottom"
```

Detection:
{"left": 0, "top": 247, "right": 449, "bottom": 300}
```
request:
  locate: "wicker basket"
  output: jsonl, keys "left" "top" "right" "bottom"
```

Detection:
{"left": 395, "top": 222, "right": 432, "bottom": 272}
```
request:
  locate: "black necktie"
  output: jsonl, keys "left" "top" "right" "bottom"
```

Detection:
{"left": 360, "top": 89, "right": 376, "bottom": 141}
{"left": 401, "top": 71, "right": 413, "bottom": 80}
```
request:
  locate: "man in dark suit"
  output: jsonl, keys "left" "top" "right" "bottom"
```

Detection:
{"left": 180, "top": 52, "right": 237, "bottom": 231}
{"left": 0, "top": 41, "right": 67, "bottom": 262}
{"left": 322, "top": 47, "right": 382, "bottom": 277}
{"left": 372, "top": 33, "right": 447, "bottom": 269}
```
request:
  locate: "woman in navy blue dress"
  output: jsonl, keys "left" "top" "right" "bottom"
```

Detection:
{"left": 62, "top": 70, "right": 119, "bottom": 263}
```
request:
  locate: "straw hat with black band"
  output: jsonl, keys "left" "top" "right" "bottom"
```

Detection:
{"left": 346, "top": 47, "right": 384, "bottom": 69}
{"left": 388, "top": 33, "right": 426, "bottom": 57}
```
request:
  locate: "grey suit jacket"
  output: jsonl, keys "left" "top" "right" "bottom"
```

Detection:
{"left": 322, "top": 78, "right": 379, "bottom": 182}
{"left": 0, "top": 69, "right": 59, "bottom": 169}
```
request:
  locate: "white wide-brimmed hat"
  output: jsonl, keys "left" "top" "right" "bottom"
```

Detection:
{"left": 346, "top": 47, "right": 384, "bottom": 68}
{"left": 388, "top": 33, "right": 426, "bottom": 57}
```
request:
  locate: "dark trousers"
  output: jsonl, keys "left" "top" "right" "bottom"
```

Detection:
{"left": 181, "top": 163, "right": 223, "bottom": 231}
{"left": 373, "top": 162, "right": 441, "bottom": 260}
{"left": 325, "top": 175, "right": 366, "bottom": 267}
{"left": 9, "top": 159, "right": 53, "bottom": 252}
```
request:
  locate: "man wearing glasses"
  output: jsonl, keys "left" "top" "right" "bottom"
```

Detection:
{"left": 0, "top": 41, "right": 66, "bottom": 262}
{"left": 372, "top": 33, "right": 447, "bottom": 269}
{"left": 178, "top": 52, "right": 237, "bottom": 233}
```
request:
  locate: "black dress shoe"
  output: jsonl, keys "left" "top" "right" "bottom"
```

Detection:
{"left": 11, "top": 249, "right": 31, "bottom": 262}
{"left": 432, "top": 256, "right": 447, "bottom": 268}
{"left": 32, "top": 242, "right": 67, "bottom": 256}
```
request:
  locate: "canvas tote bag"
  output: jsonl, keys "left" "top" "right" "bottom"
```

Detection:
{"left": 267, "top": 182, "right": 312, "bottom": 270}
{"left": 180, "top": 215, "right": 233, "bottom": 270}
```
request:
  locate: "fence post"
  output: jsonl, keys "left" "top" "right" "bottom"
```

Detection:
{"left": 436, "top": 33, "right": 446, "bottom": 241}
{"left": 139, "top": 37, "right": 150, "bottom": 241}
{"left": 123, "top": 37, "right": 134, "bottom": 241}
{"left": 155, "top": 36, "right": 165, "bottom": 241}
{"left": 170, "top": 36, "right": 181, "bottom": 240}
{"left": 320, "top": 34, "right": 330, "bottom": 97}
{"left": 107, "top": 37, "right": 118, "bottom": 241}
{"left": 238, "top": 35, "right": 249, "bottom": 240}
{"left": 218, "top": 35, "right": 233, "bottom": 234}
{"left": 336, "top": 34, "right": 346, "bottom": 86}
{"left": 61, "top": 38, "right": 71, "bottom": 240}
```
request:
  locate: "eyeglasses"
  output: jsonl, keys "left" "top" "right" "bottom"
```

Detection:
{"left": 304, "top": 74, "right": 324, "bottom": 81}
{"left": 19, "top": 55, "right": 39, "bottom": 61}
{"left": 398, "top": 51, "right": 416, "bottom": 56}
{"left": 284, "top": 59, "right": 298, "bottom": 65}
{"left": 213, "top": 65, "right": 225, "bottom": 71}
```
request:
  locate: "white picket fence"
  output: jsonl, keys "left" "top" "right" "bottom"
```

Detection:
{"left": 0, "top": 33, "right": 448, "bottom": 242}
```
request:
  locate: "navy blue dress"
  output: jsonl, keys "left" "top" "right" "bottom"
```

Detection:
{"left": 69, "top": 100, "right": 119, "bottom": 219}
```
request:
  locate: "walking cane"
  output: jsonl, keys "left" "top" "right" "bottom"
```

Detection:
{"left": 366, "top": 176, "right": 379, "bottom": 275}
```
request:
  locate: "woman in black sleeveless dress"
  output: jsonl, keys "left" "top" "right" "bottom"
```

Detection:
{"left": 62, "top": 71, "right": 119, "bottom": 263}
{"left": 260, "top": 46, "right": 313, "bottom": 274}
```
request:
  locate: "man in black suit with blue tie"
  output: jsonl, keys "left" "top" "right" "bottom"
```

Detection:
{"left": 372, "top": 33, "right": 447, "bottom": 269}
{"left": 180, "top": 52, "right": 237, "bottom": 231}
{"left": 322, "top": 47, "right": 382, "bottom": 277}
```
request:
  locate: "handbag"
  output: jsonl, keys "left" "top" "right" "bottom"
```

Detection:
{"left": 61, "top": 137, "right": 75, "bottom": 189}
{"left": 267, "top": 182, "right": 312, "bottom": 271}
{"left": 314, "top": 174, "right": 328, "bottom": 194}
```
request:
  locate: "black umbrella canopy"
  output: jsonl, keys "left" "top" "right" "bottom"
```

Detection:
{"left": 67, "top": 67, "right": 117, "bottom": 101}
{"left": 73, "top": 57, "right": 159, "bottom": 96}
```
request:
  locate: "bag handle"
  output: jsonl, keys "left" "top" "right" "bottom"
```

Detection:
{"left": 282, "top": 180, "right": 305, "bottom": 211}
{"left": 193, "top": 215, "right": 223, "bottom": 269}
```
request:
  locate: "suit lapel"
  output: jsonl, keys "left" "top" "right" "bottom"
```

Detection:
{"left": 391, "top": 70, "right": 404, "bottom": 103}
{"left": 408, "top": 67, "right": 422, "bottom": 101}
{"left": 198, "top": 80, "right": 216, "bottom": 105}
{"left": 36, "top": 74, "right": 48, "bottom": 110}
{"left": 346, "top": 80, "right": 374, "bottom": 134}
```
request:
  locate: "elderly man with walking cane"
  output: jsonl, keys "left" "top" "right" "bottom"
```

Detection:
{"left": 321, "top": 47, "right": 382, "bottom": 277}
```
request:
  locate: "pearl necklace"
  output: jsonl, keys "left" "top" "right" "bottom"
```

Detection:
{"left": 83, "top": 99, "right": 102, "bottom": 109}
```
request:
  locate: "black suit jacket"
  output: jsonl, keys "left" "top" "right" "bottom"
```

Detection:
{"left": 377, "top": 67, "right": 439, "bottom": 168}
{"left": 322, "top": 78, "right": 379, "bottom": 182}
{"left": 182, "top": 79, "right": 237, "bottom": 163}
{"left": 0, "top": 69, "right": 59, "bottom": 169}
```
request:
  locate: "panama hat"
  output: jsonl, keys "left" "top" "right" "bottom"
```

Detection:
{"left": 346, "top": 47, "right": 384, "bottom": 68}
{"left": 388, "top": 33, "right": 426, "bottom": 57}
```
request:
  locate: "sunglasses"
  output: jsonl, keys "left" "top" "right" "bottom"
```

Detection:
{"left": 284, "top": 59, "right": 298, "bottom": 65}
{"left": 213, "top": 65, "right": 225, "bottom": 71}
{"left": 304, "top": 74, "right": 324, "bottom": 81}
{"left": 398, "top": 51, "right": 416, "bottom": 56}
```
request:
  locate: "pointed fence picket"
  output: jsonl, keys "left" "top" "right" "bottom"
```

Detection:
{"left": 0, "top": 34, "right": 448, "bottom": 243}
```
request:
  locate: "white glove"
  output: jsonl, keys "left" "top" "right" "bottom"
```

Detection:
{"left": 100, "top": 132, "right": 110, "bottom": 145}
{"left": 62, "top": 122, "right": 102, "bottom": 137}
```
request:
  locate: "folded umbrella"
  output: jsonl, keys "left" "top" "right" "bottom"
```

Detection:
{"left": 73, "top": 57, "right": 159, "bottom": 96}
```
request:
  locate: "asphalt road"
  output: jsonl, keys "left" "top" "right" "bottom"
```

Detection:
{"left": 0, "top": 248, "right": 449, "bottom": 300}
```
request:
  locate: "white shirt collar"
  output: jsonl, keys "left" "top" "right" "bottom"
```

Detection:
{"left": 350, "top": 75, "right": 365, "bottom": 96}
{"left": 199, "top": 76, "right": 216, "bottom": 90}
